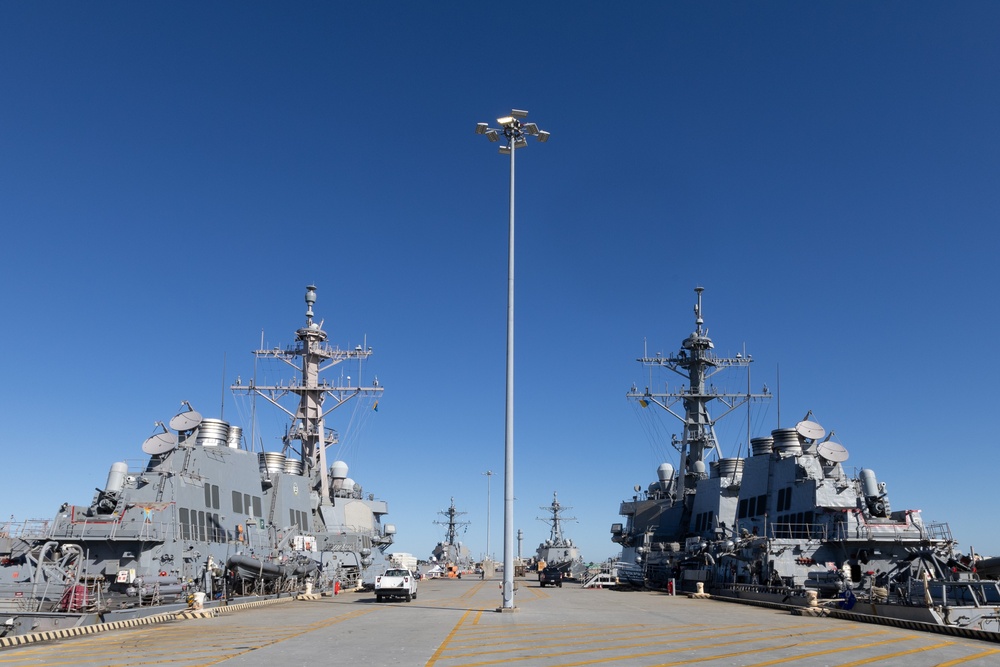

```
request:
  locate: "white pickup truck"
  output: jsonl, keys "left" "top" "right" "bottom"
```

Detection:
{"left": 374, "top": 568, "right": 418, "bottom": 602}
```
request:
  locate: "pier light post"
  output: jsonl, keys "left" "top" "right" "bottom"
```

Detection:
{"left": 483, "top": 470, "right": 494, "bottom": 561}
{"left": 476, "top": 110, "right": 549, "bottom": 610}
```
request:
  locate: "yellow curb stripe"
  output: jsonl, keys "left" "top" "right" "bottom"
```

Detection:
{"left": 424, "top": 609, "right": 472, "bottom": 667}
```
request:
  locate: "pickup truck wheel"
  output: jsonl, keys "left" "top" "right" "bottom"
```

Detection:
{"left": 376, "top": 594, "right": 383, "bottom": 602}
{"left": 539, "top": 582, "right": 545, "bottom": 587}
{"left": 557, "top": 582, "right": 563, "bottom": 588}
{"left": 405, "top": 592, "right": 412, "bottom": 602}
{"left": 412, "top": 591, "right": 417, "bottom": 599}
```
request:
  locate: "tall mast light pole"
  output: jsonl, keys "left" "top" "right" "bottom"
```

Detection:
{"left": 483, "top": 470, "right": 493, "bottom": 561}
{"left": 475, "top": 109, "right": 549, "bottom": 611}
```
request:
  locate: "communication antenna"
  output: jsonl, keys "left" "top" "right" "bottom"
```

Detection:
{"left": 169, "top": 402, "right": 202, "bottom": 432}
{"left": 142, "top": 422, "right": 178, "bottom": 455}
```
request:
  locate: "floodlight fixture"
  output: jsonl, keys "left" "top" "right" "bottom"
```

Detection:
{"left": 476, "top": 123, "right": 489, "bottom": 135}
{"left": 511, "top": 109, "right": 528, "bottom": 118}
{"left": 498, "top": 145, "right": 511, "bottom": 155}
{"left": 496, "top": 116, "right": 515, "bottom": 126}
{"left": 522, "top": 122, "right": 538, "bottom": 136}
{"left": 514, "top": 137, "right": 527, "bottom": 149}
{"left": 537, "top": 130, "right": 550, "bottom": 143}
{"left": 487, "top": 129, "right": 499, "bottom": 142}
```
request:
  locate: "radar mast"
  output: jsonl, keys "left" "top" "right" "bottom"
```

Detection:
{"left": 627, "top": 287, "right": 770, "bottom": 505}
{"left": 231, "top": 285, "right": 383, "bottom": 507}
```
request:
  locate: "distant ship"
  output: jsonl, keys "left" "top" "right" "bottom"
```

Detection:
{"left": 535, "top": 492, "right": 586, "bottom": 580}
{"left": 0, "top": 286, "right": 395, "bottom": 637}
{"left": 431, "top": 497, "right": 472, "bottom": 570}
{"left": 612, "top": 287, "right": 1000, "bottom": 633}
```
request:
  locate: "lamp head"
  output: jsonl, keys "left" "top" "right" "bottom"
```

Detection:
{"left": 476, "top": 123, "right": 489, "bottom": 135}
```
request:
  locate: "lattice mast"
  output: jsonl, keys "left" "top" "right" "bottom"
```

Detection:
{"left": 231, "top": 285, "right": 383, "bottom": 506}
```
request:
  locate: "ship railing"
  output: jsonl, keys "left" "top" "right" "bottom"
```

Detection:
{"left": 827, "top": 519, "right": 947, "bottom": 542}
{"left": 0, "top": 519, "right": 53, "bottom": 539}
{"left": 895, "top": 579, "right": 1000, "bottom": 607}
{"left": 54, "top": 516, "right": 175, "bottom": 542}
{"left": 924, "top": 522, "right": 952, "bottom": 542}
{"left": 768, "top": 522, "right": 827, "bottom": 541}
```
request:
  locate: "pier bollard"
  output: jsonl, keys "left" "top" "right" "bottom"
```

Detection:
{"left": 192, "top": 592, "right": 206, "bottom": 610}
{"left": 805, "top": 590, "right": 818, "bottom": 607}
{"left": 689, "top": 581, "right": 710, "bottom": 599}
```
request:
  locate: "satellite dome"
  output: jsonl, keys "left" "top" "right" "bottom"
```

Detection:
{"left": 330, "top": 461, "right": 348, "bottom": 479}
{"left": 657, "top": 463, "right": 674, "bottom": 482}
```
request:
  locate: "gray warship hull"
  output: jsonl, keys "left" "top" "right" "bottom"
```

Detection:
{"left": 535, "top": 492, "right": 586, "bottom": 580}
{"left": 431, "top": 498, "right": 472, "bottom": 571}
{"left": 0, "top": 286, "right": 395, "bottom": 637}
{"left": 613, "top": 288, "right": 996, "bottom": 632}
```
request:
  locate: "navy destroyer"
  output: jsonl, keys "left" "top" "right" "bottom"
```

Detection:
{"left": 613, "top": 287, "right": 999, "bottom": 632}
{"left": 431, "top": 498, "right": 472, "bottom": 571}
{"left": 0, "top": 286, "right": 395, "bottom": 637}
{"left": 535, "top": 492, "right": 586, "bottom": 580}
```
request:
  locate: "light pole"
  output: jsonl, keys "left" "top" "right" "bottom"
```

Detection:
{"left": 475, "top": 109, "right": 549, "bottom": 611}
{"left": 483, "top": 470, "right": 493, "bottom": 561}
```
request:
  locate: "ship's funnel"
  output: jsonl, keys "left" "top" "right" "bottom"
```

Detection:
{"left": 716, "top": 458, "right": 745, "bottom": 479}
{"left": 258, "top": 452, "right": 286, "bottom": 475}
{"left": 750, "top": 437, "right": 773, "bottom": 456}
{"left": 197, "top": 419, "right": 230, "bottom": 447}
{"left": 226, "top": 426, "right": 242, "bottom": 449}
{"left": 771, "top": 428, "right": 803, "bottom": 455}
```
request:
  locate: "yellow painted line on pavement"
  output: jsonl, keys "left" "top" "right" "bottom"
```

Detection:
{"left": 831, "top": 640, "right": 957, "bottom": 666}
{"left": 735, "top": 635, "right": 921, "bottom": 667}
{"left": 443, "top": 624, "right": 745, "bottom": 654}
{"left": 2, "top": 607, "right": 381, "bottom": 667}
{"left": 932, "top": 648, "right": 1000, "bottom": 666}
{"left": 548, "top": 633, "right": 916, "bottom": 667}
{"left": 425, "top": 609, "right": 473, "bottom": 667}
{"left": 461, "top": 582, "right": 487, "bottom": 599}
{"left": 430, "top": 625, "right": 898, "bottom": 667}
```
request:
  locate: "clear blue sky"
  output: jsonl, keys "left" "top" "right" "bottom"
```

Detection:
{"left": 2, "top": 2, "right": 999, "bottom": 563}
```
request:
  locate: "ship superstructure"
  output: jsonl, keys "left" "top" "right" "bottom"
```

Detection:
{"left": 613, "top": 288, "right": 960, "bottom": 607}
{"left": 0, "top": 286, "right": 395, "bottom": 637}
{"left": 431, "top": 498, "right": 471, "bottom": 568}
{"left": 536, "top": 492, "right": 585, "bottom": 579}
